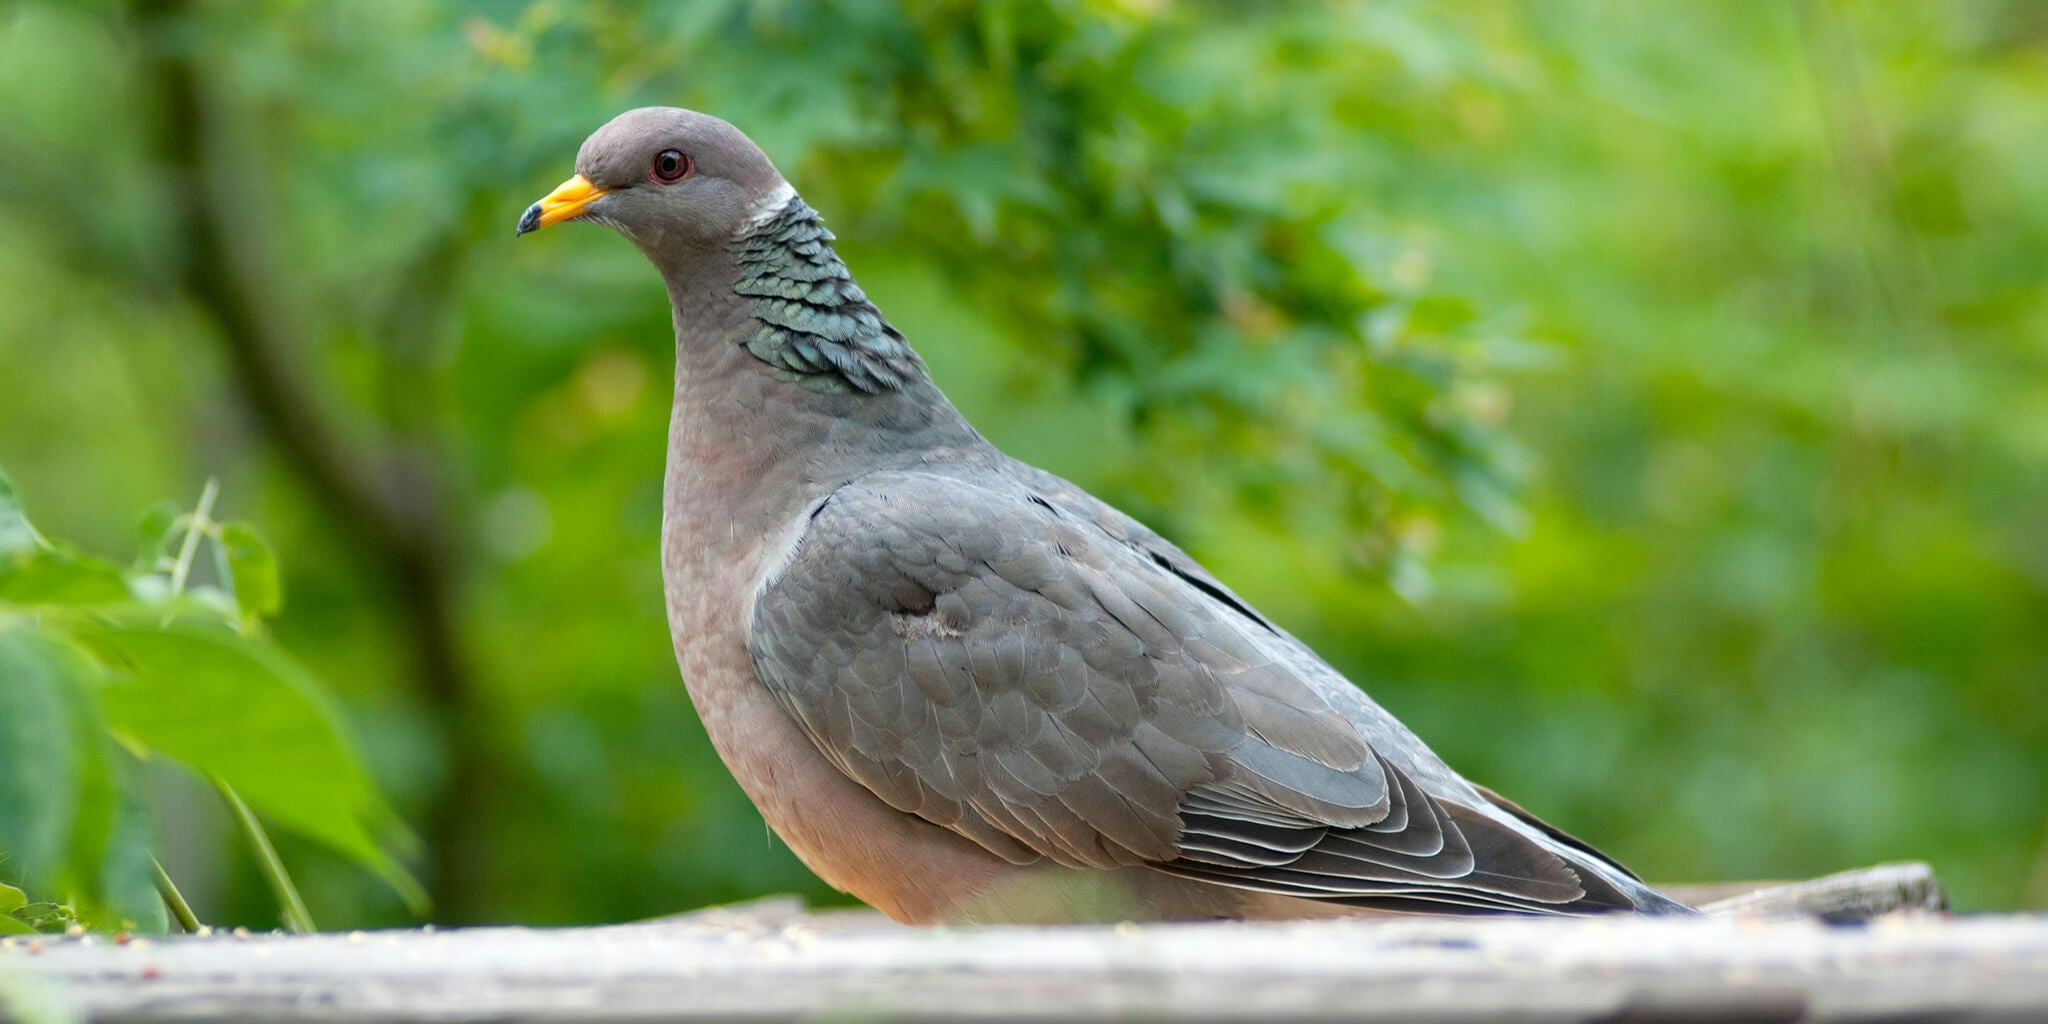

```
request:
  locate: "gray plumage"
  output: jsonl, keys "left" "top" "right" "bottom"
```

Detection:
{"left": 521, "top": 106, "right": 1694, "bottom": 922}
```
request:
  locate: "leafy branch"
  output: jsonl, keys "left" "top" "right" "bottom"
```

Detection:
{"left": 0, "top": 468, "right": 421, "bottom": 934}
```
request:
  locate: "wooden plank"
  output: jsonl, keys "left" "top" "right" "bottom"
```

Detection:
{"left": 4, "top": 900, "right": 2045, "bottom": 1022}
{"left": 1663, "top": 861, "right": 1949, "bottom": 920}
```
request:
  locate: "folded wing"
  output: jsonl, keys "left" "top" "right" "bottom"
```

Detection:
{"left": 747, "top": 468, "right": 1632, "bottom": 914}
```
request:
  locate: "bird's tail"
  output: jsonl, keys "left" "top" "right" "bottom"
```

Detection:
{"left": 1470, "top": 782, "right": 1699, "bottom": 916}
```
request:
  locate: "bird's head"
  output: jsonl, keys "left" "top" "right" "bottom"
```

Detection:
{"left": 517, "top": 107, "right": 790, "bottom": 259}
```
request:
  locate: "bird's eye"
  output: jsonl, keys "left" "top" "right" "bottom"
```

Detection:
{"left": 651, "top": 149, "right": 692, "bottom": 184}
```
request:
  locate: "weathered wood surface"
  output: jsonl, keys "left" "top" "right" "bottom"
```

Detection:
{"left": 2, "top": 868, "right": 2041, "bottom": 1024}
{"left": 1667, "top": 860, "right": 1950, "bottom": 920}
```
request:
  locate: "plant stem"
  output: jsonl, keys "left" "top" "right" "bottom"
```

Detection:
{"left": 216, "top": 778, "right": 316, "bottom": 934}
{"left": 167, "top": 478, "right": 219, "bottom": 600}
{"left": 152, "top": 858, "right": 203, "bottom": 934}
{"left": 163, "top": 477, "right": 220, "bottom": 626}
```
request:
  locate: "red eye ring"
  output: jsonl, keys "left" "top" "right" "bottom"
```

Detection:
{"left": 650, "top": 149, "right": 692, "bottom": 184}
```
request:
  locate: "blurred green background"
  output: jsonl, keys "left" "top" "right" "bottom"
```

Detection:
{"left": 2, "top": 0, "right": 2044, "bottom": 926}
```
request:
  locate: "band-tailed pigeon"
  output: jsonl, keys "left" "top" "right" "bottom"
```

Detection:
{"left": 518, "top": 107, "right": 1691, "bottom": 923}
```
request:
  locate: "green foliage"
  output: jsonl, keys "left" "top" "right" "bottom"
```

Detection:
{"left": 0, "top": 0, "right": 2044, "bottom": 926}
{"left": 0, "top": 469, "right": 417, "bottom": 930}
{"left": 215, "top": 524, "right": 283, "bottom": 626}
{"left": 0, "top": 882, "right": 32, "bottom": 934}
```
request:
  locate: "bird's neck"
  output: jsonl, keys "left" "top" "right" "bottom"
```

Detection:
{"left": 654, "top": 192, "right": 985, "bottom": 574}
{"left": 725, "top": 190, "right": 929, "bottom": 395}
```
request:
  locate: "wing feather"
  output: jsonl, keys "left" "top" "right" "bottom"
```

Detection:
{"left": 748, "top": 467, "right": 1639, "bottom": 914}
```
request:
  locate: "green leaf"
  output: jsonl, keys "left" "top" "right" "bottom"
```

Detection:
{"left": 0, "top": 913, "right": 34, "bottom": 935}
{"left": 0, "top": 882, "right": 24, "bottom": 914}
{"left": 0, "top": 468, "right": 39, "bottom": 553}
{"left": 0, "top": 471, "right": 129, "bottom": 605}
{"left": 0, "top": 546, "right": 131, "bottom": 607}
{"left": 93, "top": 754, "right": 167, "bottom": 934}
{"left": 59, "top": 687, "right": 121, "bottom": 931}
{"left": 134, "top": 501, "right": 182, "bottom": 573}
{"left": 0, "top": 628, "right": 136, "bottom": 931}
{"left": 0, "top": 629, "right": 84, "bottom": 886}
{"left": 216, "top": 522, "right": 282, "bottom": 623}
{"left": 78, "top": 619, "right": 422, "bottom": 909}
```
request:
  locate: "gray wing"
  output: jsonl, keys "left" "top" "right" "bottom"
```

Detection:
{"left": 748, "top": 468, "right": 1632, "bottom": 913}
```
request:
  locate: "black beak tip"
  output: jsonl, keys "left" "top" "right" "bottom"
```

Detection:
{"left": 516, "top": 203, "right": 543, "bottom": 237}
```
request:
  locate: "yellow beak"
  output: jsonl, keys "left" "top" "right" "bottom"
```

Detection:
{"left": 517, "top": 174, "right": 611, "bottom": 236}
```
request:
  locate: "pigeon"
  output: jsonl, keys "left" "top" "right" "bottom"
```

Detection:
{"left": 518, "top": 107, "right": 1693, "bottom": 923}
